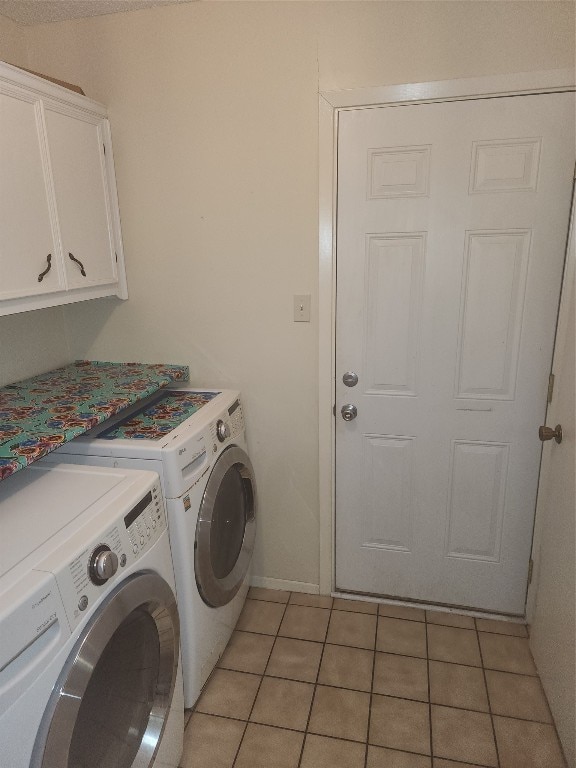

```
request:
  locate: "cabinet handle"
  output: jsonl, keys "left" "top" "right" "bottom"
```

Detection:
{"left": 68, "top": 252, "right": 86, "bottom": 277}
{"left": 37, "top": 254, "right": 52, "bottom": 282}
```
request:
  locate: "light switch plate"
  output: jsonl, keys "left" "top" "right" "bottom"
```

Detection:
{"left": 293, "top": 294, "right": 311, "bottom": 322}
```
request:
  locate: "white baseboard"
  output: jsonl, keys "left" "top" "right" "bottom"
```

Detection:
{"left": 250, "top": 575, "right": 320, "bottom": 594}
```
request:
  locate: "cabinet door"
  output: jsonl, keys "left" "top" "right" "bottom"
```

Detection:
{"left": 0, "top": 91, "right": 64, "bottom": 300}
{"left": 44, "top": 108, "right": 118, "bottom": 289}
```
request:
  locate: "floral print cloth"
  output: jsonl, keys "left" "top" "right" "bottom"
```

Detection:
{"left": 97, "top": 390, "right": 220, "bottom": 440}
{"left": 0, "top": 360, "right": 189, "bottom": 480}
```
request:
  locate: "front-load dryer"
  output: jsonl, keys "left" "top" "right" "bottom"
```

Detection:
{"left": 0, "top": 462, "right": 183, "bottom": 768}
{"left": 49, "top": 388, "right": 257, "bottom": 707}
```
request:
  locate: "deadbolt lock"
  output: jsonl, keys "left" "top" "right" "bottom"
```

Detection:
{"left": 343, "top": 372, "right": 358, "bottom": 387}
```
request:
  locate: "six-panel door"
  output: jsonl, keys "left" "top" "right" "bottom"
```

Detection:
{"left": 335, "top": 92, "right": 575, "bottom": 614}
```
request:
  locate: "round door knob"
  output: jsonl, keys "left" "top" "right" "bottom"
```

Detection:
{"left": 216, "top": 419, "right": 231, "bottom": 442}
{"left": 341, "top": 404, "right": 357, "bottom": 421}
{"left": 539, "top": 424, "right": 563, "bottom": 444}
{"left": 89, "top": 546, "right": 119, "bottom": 585}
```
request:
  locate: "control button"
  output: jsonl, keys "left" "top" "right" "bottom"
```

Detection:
{"left": 78, "top": 595, "right": 89, "bottom": 611}
{"left": 140, "top": 535, "right": 145, "bottom": 545}
{"left": 120, "top": 554, "right": 127, "bottom": 567}
{"left": 133, "top": 544, "right": 138, "bottom": 554}
{"left": 89, "top": 545, "right": 119, "bottom": 586}
{"left": 216, "top": 419, "right": 231, "bottom": 442}
{"left": 151, "top": 519, "right": 156, "bottom": 529}
{"left": 146, "top": 527, "right": 151, "bottom": 538}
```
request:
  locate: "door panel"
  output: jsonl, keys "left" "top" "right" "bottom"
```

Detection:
{"left": 335, "top": 92, "right": 575, "bottom": 613}
{"left": 0, "top": 92, "right": 63, "bottom": 299}
{"left": 44, "top": 109, "right": 117, "bottom": 289}
{"left": 456, "top": 230, "right": 530, "bottom": 399}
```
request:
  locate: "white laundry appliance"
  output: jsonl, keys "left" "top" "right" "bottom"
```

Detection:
{"left": 0, "top": 462, "right": 183, "bottom": 768}
{"left": 49, "top": 388, "right": 257, "bottom": 707}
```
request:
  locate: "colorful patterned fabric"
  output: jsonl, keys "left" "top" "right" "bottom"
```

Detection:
{"left": 97, "top": 390, "right": 220, "bottom": 440}
{"left": 0, "top": 360, "right": 189, "bottom": 480}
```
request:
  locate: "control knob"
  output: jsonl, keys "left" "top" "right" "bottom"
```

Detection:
{"left": 216, "top": 419, "right": 231, "bottom": 442}
{"left": 89, "top": 545, "right": 119, "bottom": 585}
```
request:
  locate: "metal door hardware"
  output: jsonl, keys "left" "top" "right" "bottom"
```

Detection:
{"left": 37, "top": 254, "right": 52, "bottom": 282}
{"left": 341, "top": 404, "right": 357, "bottom": 421}
{"left": 342, "top": 372, "right": 358, "bottom": 387}
{"left": 539, "top": 424, "right": 562, "bottom": 444}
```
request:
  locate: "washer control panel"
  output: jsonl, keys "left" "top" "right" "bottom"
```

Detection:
{"left": 210, "top": 399, "right": 244, "bottom": 447}
{"left": 227, "top": 398, "right": 244, "bottom": 438}
{"left": 124, "top": 484, "right": 166, "bottom": 556}
{"left": 47, "top": 482, "right": 167, "bottom": 632}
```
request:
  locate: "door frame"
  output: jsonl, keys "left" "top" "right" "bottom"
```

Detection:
{"left": 318, "top": 68, "right": 576, "bottom": 597}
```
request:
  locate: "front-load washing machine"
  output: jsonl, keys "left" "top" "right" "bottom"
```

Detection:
{"left": 0, "top": 462, "right": 183, "bottom": 768}
{"left": 48, "top": 388, "right": 257, "bottom": 707}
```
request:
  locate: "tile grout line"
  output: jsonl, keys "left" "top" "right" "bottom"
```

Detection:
{"left": 230, "top": 594, "right": 292, "bottom": 768}
{"left": 425, "top": 611, "right": 434, "bottom": 767}
{"left": 363, "top": 609, "right": 378, "bottom": 768}
{"left": 211, "top": 592, "right": 556, "bottom": 768}
{"left": 475, "top": 617, "right": 501, "bottom": 768}
{"left": 194, "top": 676, "right": 559, "bottom": 732}
{"left": 230, "top": 624, "right": 539, "bottom": 677}
{"left": 189, "top": 710, "right": 437, "bottom": 752}
{"left": 295, "top": 596, "right": 333, "bottom": 768}
{"left": 204, "top": 661, "right": 556, "bottom": 727}
{"left": 250, "top": 595, "right": 528, "bottom": 635}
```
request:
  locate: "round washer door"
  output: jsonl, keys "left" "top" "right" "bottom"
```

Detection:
{"left": 32, "top": 572, "right": 179, "bottom": 768}
{"left": 195, "top": 445, "right": 257, "bottom": 608}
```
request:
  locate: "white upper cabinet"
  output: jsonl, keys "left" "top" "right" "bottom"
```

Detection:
{"left": 0, "top": 61, "right": 127, "bottom": 315}
{"left": 0, "top": 90, "right": 63, "bottom": 300}
{"left": 45, "top": 109, "right": 118, "bottom": 290}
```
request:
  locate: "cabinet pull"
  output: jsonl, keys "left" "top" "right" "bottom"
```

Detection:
{"left": 68, "top": 252, "right": 86, "bottom": 277}
{"left": 37, "top": 254, "right": 52, "bottom": 282}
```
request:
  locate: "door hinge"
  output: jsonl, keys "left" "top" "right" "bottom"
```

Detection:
{"left": 332, "top": 404, "right": 336, "bottom": 417}
{"left": 547, "top": 373, "right": 555, "bottom": 404}
{"left": 528, "top": 558, "right": 534, "bottom": 586}
{"left": 115, "top": 252, "right": 118, "bottom": 263}
{"left": 103, "top": 143, "right": 106, "bottom": 155}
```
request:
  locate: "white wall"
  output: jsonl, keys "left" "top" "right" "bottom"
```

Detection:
{"left": 0, "top": 15, "right": 73, "bottom": 388}
{"left": 17, "top": 1, "right": 576, "bottom": 588}
{"left": 529, "top": 256, "right": 575, "bottom": 766}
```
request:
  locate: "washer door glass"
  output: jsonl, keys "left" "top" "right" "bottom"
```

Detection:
{"left": 33, "top": 573, "right": 179, "bottom": 768}
{"left": 195, "top": 445, "right": 257, "bottom": 607}
{"left": 69, "top": 608, "right": 159, "bottom": 767}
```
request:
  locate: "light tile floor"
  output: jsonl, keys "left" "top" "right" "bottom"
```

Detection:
{"left": 180, "top": 588, "right": 566, "bottom": 768}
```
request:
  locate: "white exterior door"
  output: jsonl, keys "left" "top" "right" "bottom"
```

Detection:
{"left": 335, "top": 92, "right": 575, "bottom": 614}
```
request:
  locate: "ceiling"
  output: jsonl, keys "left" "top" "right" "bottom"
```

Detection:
{"left": 0, "top": 0, "right": 196, "bottom": 25}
